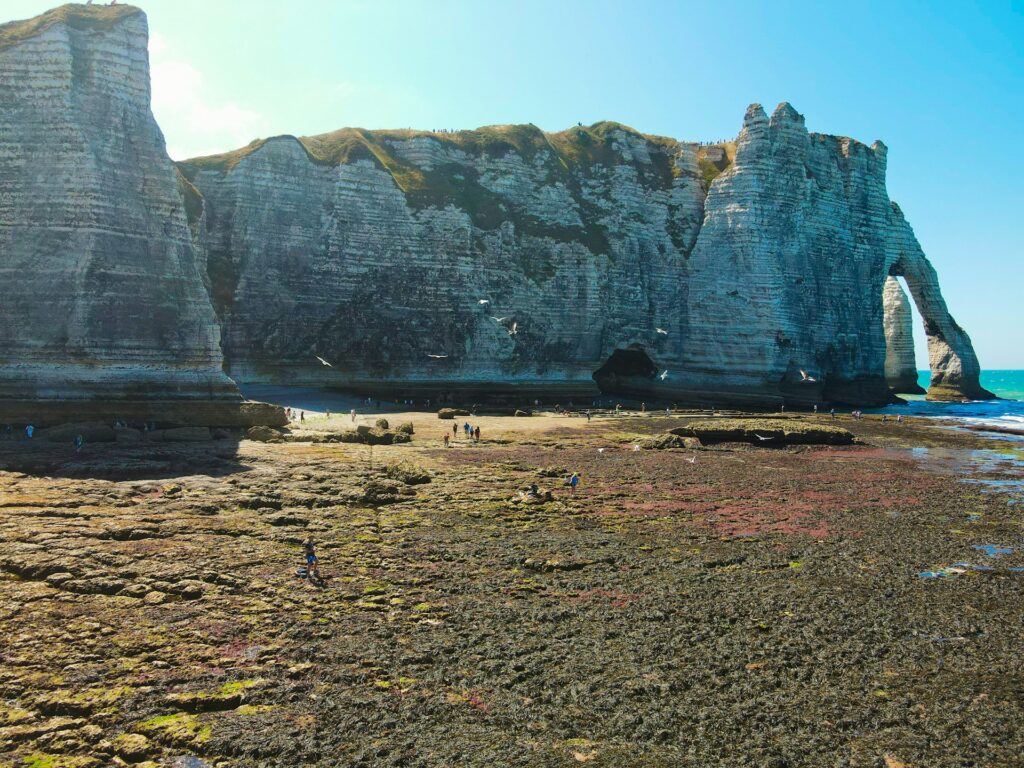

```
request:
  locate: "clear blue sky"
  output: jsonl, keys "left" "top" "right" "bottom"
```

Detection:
{"left": 6, "top": 0, "right": 1023, "bottom": 368}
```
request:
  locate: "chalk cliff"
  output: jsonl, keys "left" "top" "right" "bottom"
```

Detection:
{"left": 0, "top": 4, "right": 240, "bottom": 413}
{"left": 182, "top": 108, "right": 990, "bottom": 404}
{"left": 882, "top": 277, "right": 923, "bottom": 394}
{"left": 0, "top": 3, "right": 992, "bottom": 410}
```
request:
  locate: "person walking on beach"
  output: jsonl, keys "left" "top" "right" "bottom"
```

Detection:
{"left": 830, "top": 408, "right": 835, "bottom": 420}
{"left": 585, "top": 410, "right": 591, "bottom": 422}
{"left": 443, "top": 433, "right": 450, "bottom": 448}
{"left": 25, "top": 424, "right": 33, "bottom": 439}
{"left": 301, "top": 535, "right": 320, "bottom": 580}
{"left": 463, "top": 421, "right": 470, "bottom": 436}
{"left": 350, "top": 408, "right": 356, "bottom": 423}
{"left": 813, "top": 404, "right": 818, "bottom": 414}
{"left": 74, "top": 434, "right": 84, "bottom": 453}
{"left": 474, "top": 425, "right": 480, "bottom": 442}
{"left": 300, "top": 411, "right": 305, "bottom": 422}
{"left": 567, "top": 472, "right": 579, "bottom": 496}
{"left": 897, "top": 414, "right": 903, "bottom": 424}
{"left": 452, "top": 422, "right": 458, "bottom": 438}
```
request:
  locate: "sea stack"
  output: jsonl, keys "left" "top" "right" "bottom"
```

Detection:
{"left": 0, "top": 5, "right": 282, "bottom": 425}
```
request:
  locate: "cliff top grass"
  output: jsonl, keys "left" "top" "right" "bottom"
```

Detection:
{"left": 0, "top": 3, "right": 142, "bottom": 53}
{"left": 179, "top": 121, "right": 707, "bottom": 180}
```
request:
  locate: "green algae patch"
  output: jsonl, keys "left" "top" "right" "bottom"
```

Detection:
{"left": 0, "top": 702, "right": 35, "bottom": 724}
{"left": 34, "top": 685, "right": 136, "bottom": 716}
{"left": 22, "top": 755, "right": 101, "bottom": 768}
{"left": 675, "top": 419, "right": 854, "bottom": 446}
{"left": 166, "top": 679, "right": 261, "bottom": 712}
{"left": 136, "top": 712, "right": 212, "bottom": 747}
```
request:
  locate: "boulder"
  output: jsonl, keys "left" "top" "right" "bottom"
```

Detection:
{"left": 638, "top": 433, "right": 696, "bottom": 450}
{"left": 246, "top": 425, "right": 285, "bottom": 442}
{"left": 375, "top": 418, "right": 390, "bottom": 429}
{"left": 395, "top": 421, "right": 414, "bottom": 435}
{"left": 438, "top": 408, "right": 470, "bottom": 420}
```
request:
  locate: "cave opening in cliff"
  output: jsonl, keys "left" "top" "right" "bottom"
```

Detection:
{"left": 593, "top": 346, "right": 657, "bottom": 396}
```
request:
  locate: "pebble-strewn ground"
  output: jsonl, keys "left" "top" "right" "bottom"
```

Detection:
{"left": 1, "top": 412, "right": 1022, "bottom": 767}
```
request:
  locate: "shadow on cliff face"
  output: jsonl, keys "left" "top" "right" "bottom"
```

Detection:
{"left": 0, "top": 435, "right": 249, "bottom": 481}
{"left": 593, "top": 346, "right": 657, "bottom": 398}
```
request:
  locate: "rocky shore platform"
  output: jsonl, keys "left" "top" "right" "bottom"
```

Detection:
{"left": 1, "top": 409, "right": 1022, "bottom": 766}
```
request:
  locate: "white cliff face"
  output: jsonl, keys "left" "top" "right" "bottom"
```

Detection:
{"left": 182, "top": 102, "right": 989, "bottom": 405}
{"left": 0, "top": 4, "right": 989, "bottom": 407}
{"left": 885, "top": 204, "right": 993, "bottom": 400}
{"left": 184, "top": 126, "right": 706, "bottom": 397}
{"left": 0, "top": 5, "right": 236, "bottom": 401}
{"left": 883, "top": 276, "right": 922, "bottom": 393}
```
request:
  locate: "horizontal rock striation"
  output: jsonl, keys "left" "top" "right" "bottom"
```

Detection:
{"left": 0, "top": 4, "right": 240, "bottom": 408}
{"left": 883, "top": 276, "right": 924, "bottom": 394}
{"left": 184, "top": 104, "right": 989, "bottom": 405}
{"left": 0, "top": 4, "right": 991, "bottom": 408}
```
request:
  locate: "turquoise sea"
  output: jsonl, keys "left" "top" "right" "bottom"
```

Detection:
{"left": 877, "top": 370, "right": 1024, "bottom": 431}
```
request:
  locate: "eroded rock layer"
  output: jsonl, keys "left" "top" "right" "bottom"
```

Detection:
{"left": 0, "top": 4, "right": 238, "bottom": 404}
{"left": 1, "top": 3, "right": 991, "bottom": 408}
{"left": 883, "top": 276, "right": 923, "bottom": 394}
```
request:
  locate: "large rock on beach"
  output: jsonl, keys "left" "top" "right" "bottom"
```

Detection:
{"left": 676, "top": 418, "right": 854, "bottom": 446}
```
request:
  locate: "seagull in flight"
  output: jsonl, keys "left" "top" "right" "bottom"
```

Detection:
{"left": 491, "top": 316, "right": 510, "bottom": 324}
{"left": 426, "top": 353, "right": 449, "bottom": 359}
{"left": 686, "top": 455, "right": 697, "bottom": 464}
{"left": 753, "top": 433, "right": 774, "bottom": 441}
{"left": 315, "top": 356, "right": 332, "bottom": 367}
{"left": 799, "top": 370, "right": 817, "bottom": 383}
{"left": 659, "top": 370, "right": 669, "bottom": 381}
{"left": 656, "top": 328, "right": 669, "bottom": 336}
{"left": 478, "top": 299, "right": 490, "bottom": 305}
{"left": 508, "top": 322, "right": 518, "bottom": 337}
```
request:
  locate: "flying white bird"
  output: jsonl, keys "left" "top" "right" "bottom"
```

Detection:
{"left": 491, "top": 316, "right": 510, "bottom": 324}
{"left": 315, "top": 356, "right": 332, "bottom": 367}
{"left": 659, "top": 370, "right": 669, "bottom": 381}
{"left": 656, "top": 328, "right": 668, "bottom": 335}
{"left": 508, "top": 322, "right": 518, "bottom": 337}
{"left": 799, "top": 370, "right": 818, "bottom": 383}
{"left": 426, "top": 353, "right": 449, "bottom": 359}
{"left": 478, "top": 299, "right": 490, "bottom": 305}
{"left": 754, "top": 433, "right": 774, "bottom": 441}
{"left": 686, "top": 455, "right": 698, "bottom": 464}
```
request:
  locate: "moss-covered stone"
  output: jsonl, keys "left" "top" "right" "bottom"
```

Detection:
{"left": 675, "top": 418, "right": 854, "bottom": 445}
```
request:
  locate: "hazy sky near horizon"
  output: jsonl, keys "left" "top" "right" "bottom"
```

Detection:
{"left": 5, "top": 0, "right": 1023, "bottom": 368}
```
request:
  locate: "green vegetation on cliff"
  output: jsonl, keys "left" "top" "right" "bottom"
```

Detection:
{"left": 178, "top": 121, "right": 724, "bottom": 259}
{"left": 0, "top": 3, "right": 142, "bottom": 52}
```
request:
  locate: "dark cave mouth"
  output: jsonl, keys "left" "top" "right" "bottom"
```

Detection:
{"left": 593, "top": 346, "right": 657, "bottom": 393}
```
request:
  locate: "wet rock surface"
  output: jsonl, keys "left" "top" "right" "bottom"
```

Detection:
{"left": 0, "top": 409, "right": 1022, "bottom": 766}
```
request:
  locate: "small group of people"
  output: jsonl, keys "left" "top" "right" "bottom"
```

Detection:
{"left": 285, "top": 408, "right": 305, "bottom": 422}
{"left": 445, "top": 421, "right": 481, "bottom": 445}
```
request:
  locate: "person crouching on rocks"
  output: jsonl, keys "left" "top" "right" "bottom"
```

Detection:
{"left": 302, "top": 535, "right": 320, "bottom": 580}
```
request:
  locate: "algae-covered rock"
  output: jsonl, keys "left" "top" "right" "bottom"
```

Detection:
{"left": 638, "top": 433, "right": 695, "bottom": 450}
{"left": 382, "top": 462, "right": 431, "bottom": 485}
{"left": 438, "top": 408, "right": 470, "bottom": 420}
{"left": 395, "top": 422, "right": 415, "bottom": 435}
{"left": 375, "top": 418, "right": 390, "bottom": 430}
{"left": 675, "top": 419, "right": 854, "bottom": 445}
{"left": 246, "top": 425, "right": 285, "bottom": 442}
